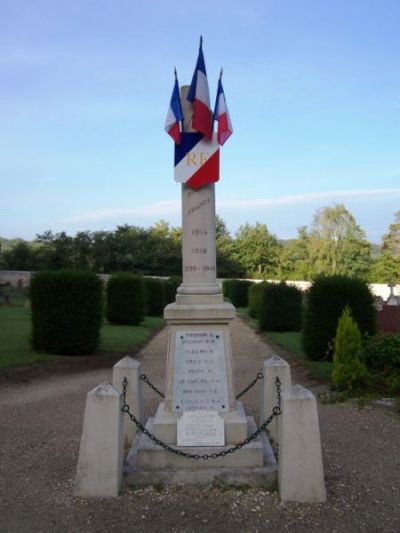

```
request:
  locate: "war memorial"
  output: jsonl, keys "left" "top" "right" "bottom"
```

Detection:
{"left": 75, "top": 39, "right": 326, "bottom": 502}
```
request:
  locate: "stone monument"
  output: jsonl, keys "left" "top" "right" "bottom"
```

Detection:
{"left": 125, "top": 86, "right": 277, "bottom": 486}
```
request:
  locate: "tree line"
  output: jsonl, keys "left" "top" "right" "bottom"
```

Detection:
{"left": 1, "top": 205, "right": 399, "bottom": 283}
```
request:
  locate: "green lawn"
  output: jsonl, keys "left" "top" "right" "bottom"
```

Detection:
{"left": 0, "top": 303, "right": 164, "bottom": 369}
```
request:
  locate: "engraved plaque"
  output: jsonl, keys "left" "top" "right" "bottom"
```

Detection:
{"left": 173, "top": 330, "right": 229, "bottom": 412}
{"left": 177, "top": 411, "right": 225, "bottom": 447}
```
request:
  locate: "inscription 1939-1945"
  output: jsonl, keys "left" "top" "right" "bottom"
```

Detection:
{"left": 172, "top": 330, "right": 229, "bottom": 412}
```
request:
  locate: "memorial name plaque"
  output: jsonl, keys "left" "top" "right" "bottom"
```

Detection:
{"left": 177, "top": 411, "right": 225, "bottom": 447}
{"left": 173, "top": 330, "right": 229, "bottom": 412}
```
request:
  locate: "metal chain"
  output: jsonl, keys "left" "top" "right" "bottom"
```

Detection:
{"left": 235, "top": 371, "right": 264, "bottom": 399}
{"left": 121, "top": 376, "right": 281, "bottom": 461}
{"left": 139, "top": 373, "right": 165, "bottom": 398}
{"left": 139, "top": 371, "right": 265, "bottom": 401}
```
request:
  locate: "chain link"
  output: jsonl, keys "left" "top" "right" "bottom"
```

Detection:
{"left": 139, "top": 373, "right": 165, "bottom": 398}
{"left": 121, "top": 376, "right": 281, "bottom": 461}
{"left": 140, "top": 371, "right": 265, "bottom": 401}
{"left": 235, "top": 371, "right": 264, "bottom": 399}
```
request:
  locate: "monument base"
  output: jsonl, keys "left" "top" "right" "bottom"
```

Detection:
{"left": 125, "top": 417, "right": 277, "bottom": 488}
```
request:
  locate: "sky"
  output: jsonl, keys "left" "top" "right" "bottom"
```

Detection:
{"left": 1, "top": 0, "right": 399, "bottom": 243}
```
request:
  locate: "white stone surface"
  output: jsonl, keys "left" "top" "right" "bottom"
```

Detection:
{"left": 279, "top": 385, "right": 327, "bottom": 502}
{"left": 173, "top": 329, "right": 229, "bottom": 412}
{"left": 260, "top": 355, "right": 292, "bottom": 444}
{"left": 112, "top": 356, "right": 143, "bottom": 449}
{"left": 152, "top": 400, "right": 248, "bottom": 446}
{"left": 75, "top": 382, "right": 123, "bottom": 497}
{"left": 164, "top": 322, "right": 236, "bottom": 413}
{"left": 177, "top": 411, "right": 225, "bottom": 446}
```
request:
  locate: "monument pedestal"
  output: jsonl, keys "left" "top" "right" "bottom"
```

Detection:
{"left": 151, "top": 300, "right": 248, "bottom": 445}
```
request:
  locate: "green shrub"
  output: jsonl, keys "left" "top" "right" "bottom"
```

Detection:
{"left": 360, "top": 333, "right": 400, "bottom": 373}
{"left": 31, "top": 270, "right": 103, "bottom": 355}
{"left": 332, "top": 306, "right": 367, "bottom": 391}
{"left": 106, "top": 273, "right": 145, "bottom": 325}
{"left": 164, "top": 276, "right": 182, "bottom": 305}
{"left": 230, "top": 280, "right": 252, "bottom": 307}
{"left": 222, "top": 279, "right": 252, "bottom": 307}
{"left": 144, "top": 277, "right": 166, "bottom": 316}
{"left": 302, "top": 275, "right": 376, "bottom": 361}
{"left": 248, "top": 282, "right": 267, "bottom": 319}
{"left": 222, "top": 279, "right": 234, "bottom": 300}
{"left": 259, "top": 282, "right": 303, "bottom": 332}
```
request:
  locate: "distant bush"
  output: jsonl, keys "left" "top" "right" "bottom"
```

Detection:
{"left": 31, "top": 270, "right": 103, "bottom": 355}
{"left": 144, "top": 277, "right": 166, "bottom": 316}
{"left": 361, "top": 333, "right": 400, "bottom": 373}
{"left": 248, "top": 282, "right": 267, "bottom": 319}
{"left": 302, "top": 275, "right": 376, "bottom": 361}
{"left": 259, "top": 282, "right": 303, "bottom": 332}
{"left": 106, "top": 273, "right": 145, "bottom": 325}
{"left": 222, "top": 279, "right": 252, "bottom": 307}
{"left": 164, "top": 276, "right": 182, "bottom": 305}
{"left": 222, "top": 279, "right": 234, "bottom": 301}
{"left": 332, "top": 306, "right": 367, "bottom": 391}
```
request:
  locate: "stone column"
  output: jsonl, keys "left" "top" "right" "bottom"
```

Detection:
{"left": 176, "top": 86, "right": 221, "bottom": 304}
{"left": 260, "top": 355, "right": 292, "bottom": 444}
{"left": 112, "top": 356, "right": 143, "bottom": 449}
{"left": 75, "top": 382, "right": 123, "bottom": 497}
{"left": 278, "top": 385, "right": 326, "bottom": 502}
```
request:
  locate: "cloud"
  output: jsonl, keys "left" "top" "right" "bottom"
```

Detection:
{"left": 61, "top": 188, "right": 400, "bottom": 225}
{"left": 62, "top": 200, "right": 180, "bottom": 224}
{"left": 218, "top": 188, "right": 400, "bottom": 209}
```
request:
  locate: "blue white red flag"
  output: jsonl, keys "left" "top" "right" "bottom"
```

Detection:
{"left": 165, "top": 70, "right": 184, "bottom": 145}
{"left": 213, "top": 72, "right": 233, "bottom": 146}
{"left": 175, "top": 133, "right": 219, "bottom": 189}
{"left": 187, "top": 37, "right": 213, "bottom": 140}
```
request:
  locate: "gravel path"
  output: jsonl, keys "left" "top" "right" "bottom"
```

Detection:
{"left": 0, "top": 317, "right": 399, "bottom": 532}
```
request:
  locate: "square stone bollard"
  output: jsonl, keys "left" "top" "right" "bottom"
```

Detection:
{"left": 278, "top": 385, "right": 327, "bottom": 502}
{"left": 260, "top": 355, "right": 292, "bottom": 444}
{"left": 112, "top": 355, "right": 143, "bottom": 449}
{"left": 75, "top": 382, "right": 123, "bottom": 497}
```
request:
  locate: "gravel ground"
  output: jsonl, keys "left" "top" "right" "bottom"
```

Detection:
{"left": 0, "top": 317, "right": 399, "bottom": 533}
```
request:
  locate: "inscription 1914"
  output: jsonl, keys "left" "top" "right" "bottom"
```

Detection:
{"left": 173, "top": 330, "right": 229, "bottom": 412}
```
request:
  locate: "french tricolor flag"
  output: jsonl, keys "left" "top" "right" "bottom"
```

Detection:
{"left": 187, "top": 37, "right": 213, "bottom": 140}
{"left": 165, "top": 69, "right": 184, "bottom": 145}
{"left": 214, "top": 71, "right": 233, "bottom": 146}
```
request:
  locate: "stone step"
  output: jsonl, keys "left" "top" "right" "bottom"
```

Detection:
{"left": 125, "top": 416, "right": 278, "bottom": 488}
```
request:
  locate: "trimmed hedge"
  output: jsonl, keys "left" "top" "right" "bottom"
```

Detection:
{"left": 248, "top": 282, "right": 267, "bottom": 319}
{"left": 222, "top": 279, "right": 252, "bottom": 307}
{"left": 259, "top": 282, "right": 303, "bottom": 332}
{"left": 144, "top": 277, "right": 166, "bottom": 316}
{"left": 164, "top": 276, "right": 182, "bottom": 305}
{"left": 31, "top": 270, "right": 103, "bottom": 355}
{"left": 106, "top": 273, "right": 145, "bottom": 325}
{"left": 222, "top": 279, "right": 234, "bottom": 301}
{"left": 302, "top": 275, "right": 376, "bottom": 361}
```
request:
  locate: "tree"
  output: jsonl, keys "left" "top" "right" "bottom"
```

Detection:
{"left": 215, "top": 215, "right": 240, "bottom": 277}
{"left": 234, "top": 222, "right": 281, "bottom": 278}
{"left": 308, "top": 204, "right": 371, "bottom": 278}
{"left": 277, "top": 226, "right": 314, "bottom": 280}
{"left": 0, "top": 241, "right": 35, "bottom": 270}
{"left": 382, "top": 210, "right": 400, "bottom": 257}
{"left": 332, "top": 306, "right": 367, "bottom": 391}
